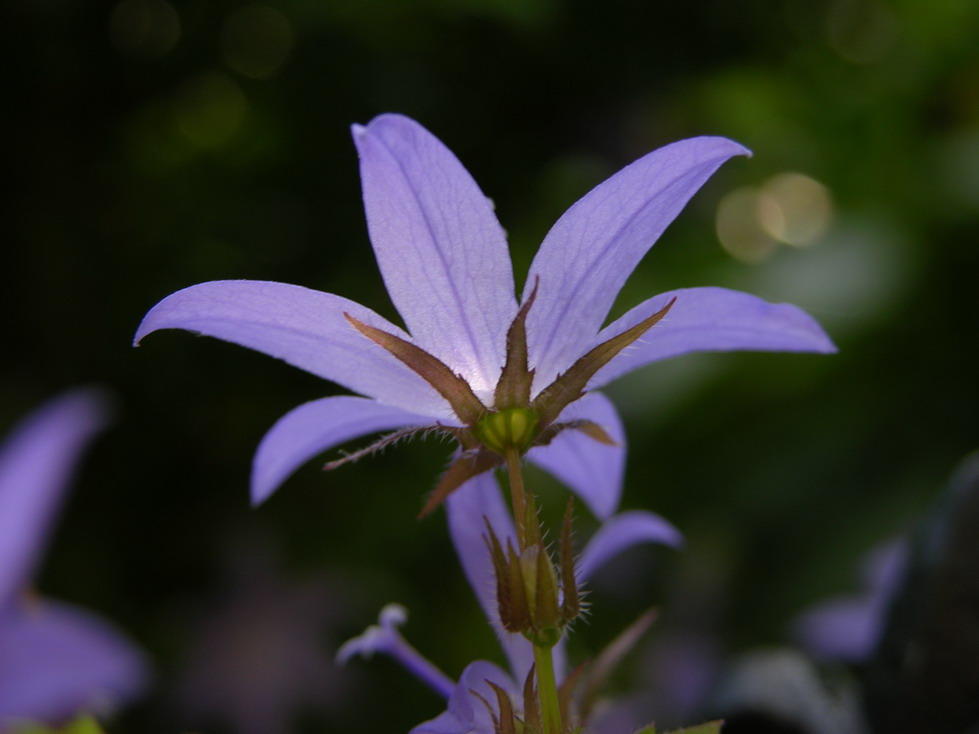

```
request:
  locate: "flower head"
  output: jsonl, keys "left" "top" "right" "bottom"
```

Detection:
{"left": 0, "top": 391, "right": 148, "bottom": 727}
{"left": 135, "top": 114, "right": 835, "bottom": 515}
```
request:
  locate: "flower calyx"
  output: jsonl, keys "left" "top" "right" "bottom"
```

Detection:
{"left": 345, "top": 283, "right": 676, "bottom": 515}
{"left": 484, "top": 496, "right": 581, "bottom": 648}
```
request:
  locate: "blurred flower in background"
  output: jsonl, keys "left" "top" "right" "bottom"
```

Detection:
{"left": 0, "top": 391, "right": 147, "bottom": 728}
{"left": 174, "top": 537, "right": 354, "bottom": 734}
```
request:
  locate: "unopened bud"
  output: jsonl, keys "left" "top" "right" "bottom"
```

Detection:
{"left": 484, "top": 504, "right": 582, "bottom": 649}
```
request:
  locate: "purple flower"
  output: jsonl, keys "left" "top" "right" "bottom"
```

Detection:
{"left": 0, "top": 391, "right": 148, "bottom": 727}
{"left": 340, "top": 469, "right": 684, "bottom": 734}
{"left": 793, "top": 538, "right": 908, "bottom": 663}
{"left": 135, "top": 114, "right": 834, "bottom": 514}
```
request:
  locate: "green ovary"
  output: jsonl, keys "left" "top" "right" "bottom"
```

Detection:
{"left": 474, "top": 407, "right": 539, "bottom": 455}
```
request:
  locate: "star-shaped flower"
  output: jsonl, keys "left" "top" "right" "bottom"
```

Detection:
{"left": 0, "top": 391, "right": 148, "bottom": 727}
{"left": 135, "top": 114, "right": 834, "bottom": 516}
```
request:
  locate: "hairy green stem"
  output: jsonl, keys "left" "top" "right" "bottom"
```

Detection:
{"left": 505, "top": 447, "right": 527, "bottom": 550}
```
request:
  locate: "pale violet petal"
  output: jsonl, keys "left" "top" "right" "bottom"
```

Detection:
{"left": 792, "top": 596, "right": 883, "bottom": 663}
{"left": 586, "top": 287, "right": 837, "bottom": 389}
{"left": 577, "top": 511, "right": 684, "bottom": 582}
{"left": 0, "top": 390, "right": 108, "bottom": 607}
{"left": 525, "top": 137, "right": 751, "bottom": 389}
{"left": 793, "top": 538, "right": 907, "bottom": 663}
{"left": 0, "top": 600, "right": 148, "bottom": 722}
{"left": 410, "top": 660, "right": 516, "bottom": 734}
{"left": 336, "top": 604, "right": 454, "bottom": 699}
{"left": 445, "top": 474, "right": 567, "bottom": 684}
{"left": 134, "top": 280, "right": 452, "bottom": 418}
{"left": 526, "top": 392, "right": 625, "bottom": 520}
{"left": 353, "top": 115, "right": 517, "bottom": 394}
{"left": 251, "top": 396, "right": 434, "bottom": 505}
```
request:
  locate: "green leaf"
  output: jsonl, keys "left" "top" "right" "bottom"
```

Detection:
{"left": 632, "top": 722, "right": 724, "bottom": 734}
{"left": 13, "top": 715, "right": 108, "bottom": 734}
{"left": 666, "top": 722, "right": 725, "bottom": 734}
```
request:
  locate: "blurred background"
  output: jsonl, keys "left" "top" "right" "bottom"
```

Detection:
{"left": 2, "top": 0, "right": 978, "bottom": 731}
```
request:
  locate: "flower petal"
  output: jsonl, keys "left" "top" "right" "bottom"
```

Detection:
{"left": 577, "top": 511, "right": 683, "bottom": 583}
{"left": 134, "top": 280, "right": 451, "bottom": 418}
{"left": 0, "top": 390, "right": 108, "bottom": 607}
{"left": 251, "top": 396, "right": 434, "bottom": 506}
{"left": 587, "top": 287, "right": 837, "bottom": 389}
{"left": 792, "top": 595, "right": 883, "bottom": 663}
{"left": 525, "top": 136, "right": 751, "bottom": 389}
{"left": 527, "top": 392, "right": 625, "bottom": 520}
{"left": 0, "top": 600, "right": 148, "bottom": 722}
{"left": 410, "top": 660, "right": 516, "bottom": 734}
{"left": 353, "top": 114, "right": 517, "bottom": 393}
{"left": 446, "top": 474, "right": 566, "bottom": 684}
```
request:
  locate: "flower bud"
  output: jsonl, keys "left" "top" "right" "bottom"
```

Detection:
{"left": 484, "top": 500, "right": 581, "bottom": 649}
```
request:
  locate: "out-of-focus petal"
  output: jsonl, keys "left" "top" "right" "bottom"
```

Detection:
{"left": 577, "top": 511, "right": 683, "bottom": 583}
{"left": 587, "top": 287, "right": 837, "bottom": 389}
{"left": 794, "top": 538, "right": 907, "bottom": 663}
{"left": 0, "top": 390, "right": 108, "bottom": 607}
{"left": 0, "top": 600, "right": 148, "bottom": 723}
{"left": 445, "top": 475, "right": 567, "bottom": 684}
{"left": 527, "top": 392, "right": 625, "bottom": 520}
{"left": 251, "top": 396, "right": 434, "bottom": 506}
{"left": 353, "top": 114, "right": 517, "bottom": 394}
{"left": 793, "top": 597, "right": 883, "bottom": 663}
{"left": 525, "top": 137, "right": 750, "bottom": 389}
{"left": 410, "top": 660, "right": 516, "bottom": 734}
{"left": 134, "top": 280, "right": 451, "bottom": 418}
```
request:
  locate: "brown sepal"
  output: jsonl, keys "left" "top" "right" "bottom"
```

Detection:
{"left": 485, "top": 680, "right": 517, "bottom": 734}
{"left": 345, "top": 313, "right": 486, "bottom": 426}
{"left": 418, "top": 451, "right": 501, "bottom": 518}
{"left": 470, "top": 689, "right": 501, "bottom": 733}
{"left": 484, "top": 520, "right": 514, "bottom": 631}
{"left": 532, "top": 298, "right": 676, "bottom": 428}
{"left": 522, "top": 665, "right": 542, "bottom": 733}
{"left": 323, "top": 424, "right": 439, "bottom": 471}
{"left": 533, "top": 420, "right": 617, "bottom": 453}
{"left": 494, "top": 277, "right": 539, "bottom": 410}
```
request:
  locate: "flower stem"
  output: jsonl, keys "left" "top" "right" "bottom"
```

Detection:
{"left": 504, "top": 447, "right": 527, "bottom": 549}
{"left": 533, "top": 643, "right": 562, "bottom": 734}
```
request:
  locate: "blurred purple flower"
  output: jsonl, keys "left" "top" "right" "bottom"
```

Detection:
{"left": 0, "top": 391, "right": 148, "bottom": 727}
{"left": 135, "top": 114, "right": 835, "bottom": 516}
{"left": 176, "top": 540, "right": 353, "bottom": 734}
{"left": 793, "top": 538, "right": 909, "bottom": 662}
{"left": 340, "top": 470, "right": 683, "bottom": 733}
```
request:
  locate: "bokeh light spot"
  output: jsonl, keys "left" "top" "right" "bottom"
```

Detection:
{"left": 109, "top": 0, "right": 181, "bottom": 60}
{"left": 716, "top": 187, "right": 779, "bottom": 263}
{"left": 172, "top": 72, "right": 248, "bottom": 149}
{"left": 221, "top": 4, "right": 294, "bottom": 80}
{"left": 758, "top": 173, "right": 834, "bottom": 248}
